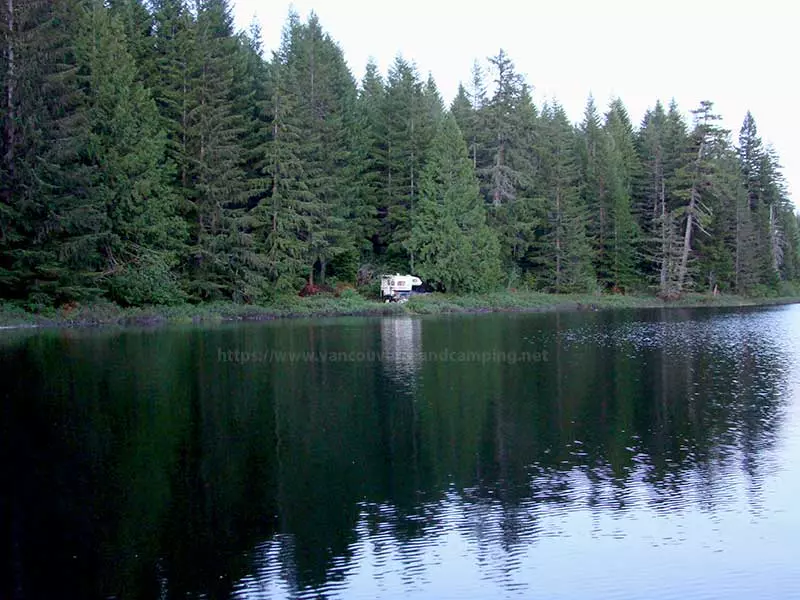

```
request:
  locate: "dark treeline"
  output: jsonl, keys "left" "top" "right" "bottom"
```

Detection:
{"left": 1, "top": 1, "right": 798, "bottom": 308}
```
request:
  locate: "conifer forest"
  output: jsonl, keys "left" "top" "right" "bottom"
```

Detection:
{"left": 1, "top": 0, "right": 798, "bottom": 308}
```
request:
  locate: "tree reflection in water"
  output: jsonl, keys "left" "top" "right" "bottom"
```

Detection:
{"left": 1, "top": 307, "right": 795, "bottom": 599}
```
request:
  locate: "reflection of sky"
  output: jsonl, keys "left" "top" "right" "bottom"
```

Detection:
{"left": 232, "top": 306, "right": 800, "bottom": 600}
{"left": 240, "top": 467, "right": 800, "bottom": 599}
{"left": 239, "top": 473, "right": 800, "bottom": 599}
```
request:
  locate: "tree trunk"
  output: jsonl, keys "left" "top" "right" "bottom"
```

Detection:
{"left": 3, "top": 0, "right": 14, "bottom": 177}
{"left": 555, "top": 187, "right": 561, "bottom": 292}
{"left": 659, "top": 179, "right": 668, "bottom": 295}
{"left": 471, "top": 136, "right": 476, "bottom": 170}
{"left": 493, "top": 142, "right": 504, "bottom": 207}
{"left": 272, "top": 95, "right": 279, "bottom": 232}
{"left": 770, "top": 203, "right": 781, "bottom": 273}
{"left": 181, "top": 66, "right": 188, "bottom": 187}
{"left": 410, "top": 119, "right": 415, "bottom": 272}
{"left": 676, "top": 141, "right": 705, "bottom": 292}
{"left": 735, "top": 191, "right": 741, "bottom": 292}
{"left": 676, "top": 188, "right": 696, "bottom": 292}
{"left": 598, "top": 205, "right": 605, "bottom": 264}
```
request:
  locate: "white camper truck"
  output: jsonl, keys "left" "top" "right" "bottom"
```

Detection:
{"left": 381, "top": 274, "right": 423, "bottom": 303}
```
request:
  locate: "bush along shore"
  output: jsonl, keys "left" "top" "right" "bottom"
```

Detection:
{"left": 2, "top": 290, "right": 799, "bottom": 330}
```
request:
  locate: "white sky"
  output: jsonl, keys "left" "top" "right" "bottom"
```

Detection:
{"left": 232, "top": 0, "right": 799, "bottom": 206}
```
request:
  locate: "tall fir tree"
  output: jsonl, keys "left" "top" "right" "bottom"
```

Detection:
{"left": 480, "top": 49, "right": 529, "bottom": 208}
{"left": 450, "top": 59, "right": 487, "bottom": 171}
{"left": 410, "top": 114, "right": 501, "bottom": 292}
{"left": 0, "top": 0, "right": 38, "bottom": 291}
{"left": 492, "top": 84, "right": 539, "bottom": 283}
{"left": 535, "top": 103, "right": 594, "bottom": 292}
{"left": 696, "top": 145, "right": 740, "bottom": 293}
{"left": 603, "top": 98, "right": 640, "bottom": 291}
{"left": 759, "top": 145, "right": 792, "bottom": 283}
{"left": 634, "top": 100, "right": 689, "bottom": 296}
{"left": 260, "top": 11, "right": 358, "bottom": 289}
{"left": 258, "top": 13, "right": 307, "bottom": 292}
{"left": 735, "top": 113, "right": 798, "bottom": 291}
{"left": 380, "top": 56, "right": 440, "bottom": 270}
{"left": 577, "top": 95, "right": 612, "bottom": 283}
{"left": 352, "top": 58, "right": 385, "bottom": 258}
{"left": 148, "top": 0, "right": 194, "bottom": 190}
{"left": 82, "top": 0, "right": 185, "bottom": 304}
{"left": 5, "top": 0, "right": 111, "bottom": 303}
{"left": 106, "top": 0, "right": 154, "bottom": 72}
{"left": 672, "top": 101, "right": 725, "bottom": 293}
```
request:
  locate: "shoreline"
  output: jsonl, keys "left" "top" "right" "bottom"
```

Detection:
{"left": 1, "top": 291, "right": 798, "bottom": 330}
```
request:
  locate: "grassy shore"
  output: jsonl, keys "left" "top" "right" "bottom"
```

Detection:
{"left": 1, "top": 289, "right": 799, "bottom": 329}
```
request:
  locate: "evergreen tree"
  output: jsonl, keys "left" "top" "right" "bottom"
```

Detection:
{"left": 5, "top": 0, "right": 111, "bottom": 303}
{"left": 106, "top": 0, "right": 154, "bottom": 72}
{"left": 380, "top": 56, "right": 440, "bottom": 270}
{"left": 491, "top": 84, "right": 539, "bottom": 284}
{"left": 213, "top": 19, "right": 272, "bottom": 301}
{"left": 633, "top": 100, "right": 667, "bottom": 287}
{"left": 536, "top": 103, "right": 594, "bottom": 292}
{"left": 734, "top": 113, "right": 799, "bottom": 291}
{"left": 577, "top": 95, "right": 612, "bottom": 283}
{"left": 410, "top": 114, "right": 501, "bottom": 292}
{"left": 481, "top": 49, "right": 529, "bottom": 207}
{"left": 781, "top": 205, "right": 800, "bottom": 283}
{"left": 733, "top": 173, "right": 761, "bottom": 293}
{"left": 465, "top": 59, "right": 487, "bottom": 168}
{"left": 673, "top": 101, "right": 725, "bottom": 293}
{"left": 736, "top": 112, "right": 773, "bottom": 290}
{"left": 696, "top": 146, "right": 740, "bottom": 293}
{"left": 81, "top": 1, "right": 185, "bottom": 304}
{"left": 451, "top": 60, "right": 487, "bottom": 171}
{"left": 3, "top": 0, "right": 183, "bottom": 304}
{"left": 148, "top": 0, "right": 194, "bottom": 189}
{"left": 0, "top": 0, "right": 33, "bottom": 291}
{"left": 258, "top": 23, "right": 307, "bottom": 292}
{"left": 603, "top": 99, "right": 640, "bottom": 291}
{"left": 352, "top": 58, "right": 385, "bottom": 257}
{"left": 634, "top": 100, "right": 689, "bottom": 296}
{"left": 180, "top": 0, "right": 250, "bottom": 300}
{"left": 759, "top": 145, "right": 792, "bottom": 283}
{"left": 260, "top": 12, "right": 358, "bottom": 289}
{"left": 450, "top": 84, "right": 473, "bottom": 154}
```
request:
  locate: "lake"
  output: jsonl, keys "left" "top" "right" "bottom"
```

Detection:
{"left": 3, "top": 305, "right": 800, "bottom": 599}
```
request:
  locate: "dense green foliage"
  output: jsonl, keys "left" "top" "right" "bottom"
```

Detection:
{"left": 410, "top": 114, "right": 501, "bottom": 292}
{"left": 2, "top": 2, "right": 798, "bottom": 307}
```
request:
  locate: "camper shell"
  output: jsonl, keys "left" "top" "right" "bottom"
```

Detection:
{"left": 381, "top": 274, "right": 423, "bottom": 303}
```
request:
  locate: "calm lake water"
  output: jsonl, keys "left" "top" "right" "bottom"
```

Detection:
{"left": 3, "top": 305, "right": 800, "bottom": 599}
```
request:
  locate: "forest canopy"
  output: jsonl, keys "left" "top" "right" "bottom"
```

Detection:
{"left": 1, "top": 1, "right": 798, "bottom": 307}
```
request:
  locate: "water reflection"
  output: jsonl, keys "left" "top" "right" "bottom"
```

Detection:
{"left": 380, "top": 316, "right": 423, "bottom": 381}
{"left": 2, "top": 306, "right": 799, "bottom": 599}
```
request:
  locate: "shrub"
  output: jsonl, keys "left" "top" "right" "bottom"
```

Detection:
{"left": 107, "top": 259, "right": 184, "bottom": 306}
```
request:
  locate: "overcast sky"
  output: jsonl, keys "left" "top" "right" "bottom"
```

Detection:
{"left": 232, "top": 0, "right": 799, "bottom": 204}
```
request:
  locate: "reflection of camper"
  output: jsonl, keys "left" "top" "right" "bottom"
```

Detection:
{"left": 380, "top": 274, "right": 423, "bottom": 303}
{"left": 381, "top": 316, "right": 422, "bottom": 379}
